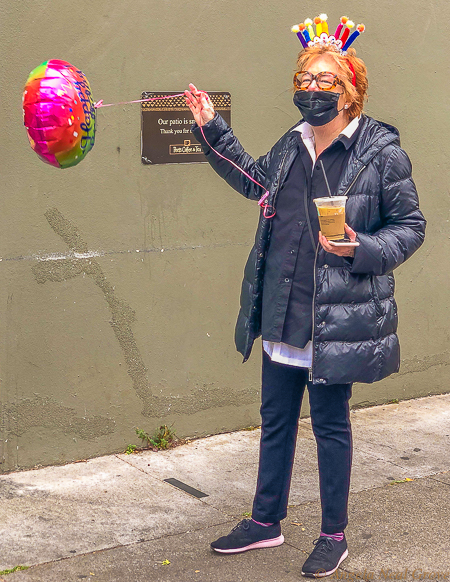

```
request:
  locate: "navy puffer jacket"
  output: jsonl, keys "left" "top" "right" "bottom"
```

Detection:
{"left": 192, "top": 113, "right": 426, "bottom": 385}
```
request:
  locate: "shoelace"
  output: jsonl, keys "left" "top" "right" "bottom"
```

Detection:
{"left": 231, "top": 519, "right": 251, "bottom": 532}
{"left": 312, "top": 536, "right": 335, "bottom": 555}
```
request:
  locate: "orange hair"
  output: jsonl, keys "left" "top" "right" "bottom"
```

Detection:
{"left": 294, "top": 46, "right": 368, "bottom": 120}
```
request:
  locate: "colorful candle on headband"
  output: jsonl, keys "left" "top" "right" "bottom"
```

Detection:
{"left": 342, "top": 23, "right": 365, "bottom": 51}
{"left": 319, "top": 14, "right": 328, "bottom": 35}
{"left": 299, "top": 22, "right": 311, "bottom": 43}
{"left": 305, "top": 19, "right": 315, "bottom": 40}
{"left": 340, "top": 20, "right": 355, "bottom": 45}
{"left": 291, "top": 25, "right": 308, "bottom": 48}
{"left": 314, "top": 16, "right": 322, "bottom": 36}
{"left": 334, "top": 16, "right": 349, "bottom": 39}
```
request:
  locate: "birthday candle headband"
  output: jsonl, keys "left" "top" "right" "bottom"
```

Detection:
{"left": 291, "top": 14, "right": 365, "bottom": 55}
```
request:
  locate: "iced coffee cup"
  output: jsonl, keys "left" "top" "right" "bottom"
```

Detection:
{"left": 314, "top": 196, "right": 348, "bottom": 241}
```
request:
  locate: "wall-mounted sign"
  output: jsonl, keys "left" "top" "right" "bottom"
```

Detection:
{"left": 141, "top": 91, "right": 231, "bottom": 165}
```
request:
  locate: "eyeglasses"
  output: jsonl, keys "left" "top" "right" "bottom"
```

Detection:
{"left": 293, "top": 71, "right": 344, "bottom": 91}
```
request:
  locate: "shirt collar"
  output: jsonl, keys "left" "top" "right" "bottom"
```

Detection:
{"left": 293, "top": 115, "right": 362, "bottom": 150}
{"left": 339, "top": 115, "right": 361, "bottom": 138}
{"left": 338, "top": 115, "right": 362, "bottom": 149}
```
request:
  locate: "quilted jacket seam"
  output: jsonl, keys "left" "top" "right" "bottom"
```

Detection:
{"left": 316, "top": 333, "right": 397, "bottom": 344}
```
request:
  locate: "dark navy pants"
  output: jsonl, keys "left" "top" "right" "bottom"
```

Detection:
{"left": 251, "top": 350, "right": 353, "bottom": 533}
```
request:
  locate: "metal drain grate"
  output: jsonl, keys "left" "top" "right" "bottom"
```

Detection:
{"left": 163, "top": 478, "right": 209, "bottom": 499}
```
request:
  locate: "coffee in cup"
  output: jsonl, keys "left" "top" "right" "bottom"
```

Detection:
{"left": 313, "top": 196, "right": 348, "bottom": 241}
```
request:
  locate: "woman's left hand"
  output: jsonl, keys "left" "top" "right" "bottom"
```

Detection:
{"left": 319, "top": 223, "right": 358, "bottom": 257}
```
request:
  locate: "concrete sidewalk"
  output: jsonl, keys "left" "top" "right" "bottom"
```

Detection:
{"left": 1, "top": 393, "right": 449, "bottom": 582}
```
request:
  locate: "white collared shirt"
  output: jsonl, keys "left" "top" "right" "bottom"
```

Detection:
{"left": 262, "top": 116, "right": 361, "bottom": 369}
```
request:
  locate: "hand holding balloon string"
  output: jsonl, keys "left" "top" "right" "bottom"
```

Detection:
{"left": 183, "top": 83, "right": 215, "bottom": 126}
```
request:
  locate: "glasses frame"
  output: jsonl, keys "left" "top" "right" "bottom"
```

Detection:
{"left": 293, "top": 71, "right": 344, "bottom": 92}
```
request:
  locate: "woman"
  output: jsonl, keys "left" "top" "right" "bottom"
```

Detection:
{"left": 185, "top": 39, "right": 425, "bottom": 578}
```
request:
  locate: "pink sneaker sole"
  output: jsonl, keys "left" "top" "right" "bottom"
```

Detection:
{"left": 212, "top": 534, "right": 285, "bottom": 554}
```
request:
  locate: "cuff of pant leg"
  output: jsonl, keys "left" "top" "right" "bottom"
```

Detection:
{"left": 320, "top": 518, "right": 348, "bottom": 534}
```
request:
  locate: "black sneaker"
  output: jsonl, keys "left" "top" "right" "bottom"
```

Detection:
{"left": 211, "top": 519, "right": 284, "bottom": 554}
{"left": 301, "top": 535, "right": 348, "bottom": 577}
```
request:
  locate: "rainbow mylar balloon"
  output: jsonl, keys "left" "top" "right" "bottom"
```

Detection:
{"left": 23, "top": 60, "right": 96, "bottom": 169}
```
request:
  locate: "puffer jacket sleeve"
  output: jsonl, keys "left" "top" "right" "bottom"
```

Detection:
{"left": 191, "top": 112, "right": 275, "bottom": 201}
{"left": 350, "top": 146, "right": 426, "bottom": 275}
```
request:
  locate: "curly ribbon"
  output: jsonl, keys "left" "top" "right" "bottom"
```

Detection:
{"left": 94, "top": 91, "right": 274, "bottom": 217}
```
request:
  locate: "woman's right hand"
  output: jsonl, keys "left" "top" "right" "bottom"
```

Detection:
{"left": 184, "top": 83, "right": 215, "bottom": 127}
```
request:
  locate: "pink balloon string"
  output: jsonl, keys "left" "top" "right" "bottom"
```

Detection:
{"left": 199, "top": 125, "right": 269, "bottom": 204}
{"left": 94, "top": 93, "right": 186, "bottom": 108}
{"left": 94, "top": 90, "right": 272, "bottom": 216}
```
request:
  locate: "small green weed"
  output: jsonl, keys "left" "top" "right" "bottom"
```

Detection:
{"left": 388, "top": 478, "right": 413, "bottom": 485}
{"left": 242, "top": 511, "right": 252, "bottom": 518}
{"left": 0, "top": 565, "right": 29, "bottom": 575}
{"left": 125, "top": 444, "right": 138, "bottom": 455}
{"left": 136, "top": 425, "right": 180, "bottom": 451}
{"left": 387, "top": 399, "right": 399, "bottom": 404}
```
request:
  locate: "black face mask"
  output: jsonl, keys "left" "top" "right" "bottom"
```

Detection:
{"left": 293, "top": 91, "right": 342, "bottom": 126}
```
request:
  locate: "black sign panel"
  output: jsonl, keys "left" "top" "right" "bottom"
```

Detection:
{"left": 141, "top": 91, "right": 231, "bottom": 165}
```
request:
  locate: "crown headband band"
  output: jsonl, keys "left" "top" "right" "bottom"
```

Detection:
{"left": 291, "top": 14, "right": 365, "bottom": 55}
{"left": 347, "top": 60, "right": 356, "bottom": 86}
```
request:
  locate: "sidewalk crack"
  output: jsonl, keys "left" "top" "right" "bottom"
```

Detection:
{"left": 428, "top": 473, "right": 450, "bottom": 487}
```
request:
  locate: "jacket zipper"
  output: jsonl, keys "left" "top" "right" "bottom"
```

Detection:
{"left": 307, "top": 162, "right": 367, "bottom": 382}
{"left": 309, "top": 241, "right": 319, "bottom": 382}
{"left": 341, "top": 164, "right": 366, "bottom": 197}
{"left": 303, "top": 170, "right": 317, "bottom": 382}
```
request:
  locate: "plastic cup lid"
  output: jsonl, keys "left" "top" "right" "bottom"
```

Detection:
{"left": 313, "top": 196, "right": 348, "bottom": 205}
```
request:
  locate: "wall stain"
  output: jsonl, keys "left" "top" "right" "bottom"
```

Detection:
{"left": 395, "top": 352, "right": 450, "bottom": 377}
{"left": 4, "top": 396, "right": 115, "bottom": 441}
{"left": 2, "top": 240, "right": 249, "bottom": 264}
{"left": 31, "top": 208, "right": 259, "bottom": 420}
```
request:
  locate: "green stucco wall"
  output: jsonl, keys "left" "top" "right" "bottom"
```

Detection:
{"left": 1, "top": 0, "right": 448, "bottom": 472}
